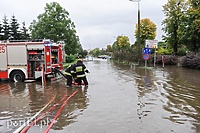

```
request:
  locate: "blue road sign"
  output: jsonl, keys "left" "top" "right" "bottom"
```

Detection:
{"left": 143, "top": 48, "right": 151, "bottom": 54}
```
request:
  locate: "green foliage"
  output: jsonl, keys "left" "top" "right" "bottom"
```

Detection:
{"left": 10, "top": 15, "right": 20, "bottom": 40}
{"left": 29, "top": 2, "right": 80, "bottom": 55}
{"left": 135, "top": 18, "right": 157, "bottom": 46}
{"left": 1, "top": 15, "right": 10, "bottom": 40}
{"left": 162, "top": 0, "right": 200, "bottom": 54}
{"left": 0, "top": 15, "right": 30, "bottom": 40}
{"left": 112, "top": 35, "right": 130, "bottom": 51}
{"left": 107, "top": 45, "right": 112, "bottom": 52}
{"left": 112, "top": 47, "right": 138, "bottom": 63}
{"left": 158, "top": 41, "right": 168, "bottom": 49}
{"left": 78, "top": 50, "right": 88, "bottom": 58}
{"left": 157, "top": 47, "right": 173, "bottom": 55}
{"left": 20, "top": 21, "right": 30, "bottom": 40}
{"left": 162, "top": 0, "right": 186, "bottom": 55}
{"left": 90, "top": 48, "right": 100, "bottom": 57}
{"left": 181, "top": 0, "right": 200, "bottom": 52}
{"left": 111, "top": 35, "right": 139, "bottom": 62}
{"left": 177, "top": 46, "right": 187, "bottom": 56}
{"left": 65, "top": 54, "right": 76, "bottom": 63}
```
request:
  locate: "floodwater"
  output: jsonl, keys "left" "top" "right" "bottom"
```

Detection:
{"left": 0, "top": 58, "right": 200, "bottom": 133}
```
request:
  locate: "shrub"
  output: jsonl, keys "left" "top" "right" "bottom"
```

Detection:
{"left": 180, "top": 53, "right": 200, "bottom": 69}
{"left": 157, "top": 47, "right": 173, "bottom": 55}
{"left": 177, "top": 47, "right": 187, "bottom": 56}
{"left": 155, "top": 55, "right": 178, "bottom": 65}
{"left": 65, "top": 54, "right": 76, "bottom": 63}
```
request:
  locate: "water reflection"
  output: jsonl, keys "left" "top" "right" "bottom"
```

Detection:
{"left": 48, "top": 86, "right": 89, "bottom": 131}
{"left": 134, "top": 67, "right": 157, "bottom": 120}
{"left": 115, "top": 63, "right": 200, "bottom": 132}
{"left": 0, "top": 60, "right": 200, "bottom": 133}
{"left": 156, "top": 66, "right": 200, "bottom": 132}
{"left": 112, "top": 62, "right": 156, "bottom": 120}
{"left": 0, "top": 79, "right": 89, "bottom": 132}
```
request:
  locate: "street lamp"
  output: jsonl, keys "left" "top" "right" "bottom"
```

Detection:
{"left": 130, "top": 0, "right": 141, "bottom": 65}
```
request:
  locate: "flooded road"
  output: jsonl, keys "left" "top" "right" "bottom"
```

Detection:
{"left": 0, "top": 58, "right": 200, "bottom": 133}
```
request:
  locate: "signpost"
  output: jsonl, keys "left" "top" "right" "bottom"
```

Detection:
{"left": 145, "top": 40, "right": 158, "bottom": 67}
{"left": 142, "top": 47, "right": 151, "bottom": 68}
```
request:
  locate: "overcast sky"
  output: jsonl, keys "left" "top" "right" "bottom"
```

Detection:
{"left": 0, "top": 0, "right": 168, "bottom": 50}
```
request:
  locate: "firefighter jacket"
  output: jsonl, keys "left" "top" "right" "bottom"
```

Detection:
{"left": 70, "top": 64, "right": 76, "bottom": 77}
{"left": 64, "top": 64, "right": 73, "bottom": 76}
{"left": 74, "top": 62, "right": 89, "bottom": 78}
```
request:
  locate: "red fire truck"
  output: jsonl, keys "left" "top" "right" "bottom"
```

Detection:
{"left": 0, "top": 39, "right": 65, "bottom": 82}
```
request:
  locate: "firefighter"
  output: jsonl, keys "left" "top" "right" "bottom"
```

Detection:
{"left": 70, "top": 63, "right": 77, "bottom": 81}
{"left": 64, "top": 64, "right": 76, "bottom": 87}
{"left": 74, "top": 59, "right": 89, "bottom": 87}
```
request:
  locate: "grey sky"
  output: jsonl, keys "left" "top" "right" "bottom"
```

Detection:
{"left": 0, "top": 0, "right": 168, "bottom": 50}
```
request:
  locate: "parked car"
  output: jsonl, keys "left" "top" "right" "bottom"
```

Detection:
{"left": 86, "top": 56, "right": 93, "bottom": 61}
{"left": 98, "top": 55, "right": 109, "bottom": 59}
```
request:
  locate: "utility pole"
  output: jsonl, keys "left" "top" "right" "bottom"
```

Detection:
{"left": 130, "top": 0, "right": 141, "bottom": 65}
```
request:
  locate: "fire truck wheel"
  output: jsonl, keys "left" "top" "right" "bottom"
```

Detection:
{"left": 11, "top": 71, "right": 25, "bottom": 82}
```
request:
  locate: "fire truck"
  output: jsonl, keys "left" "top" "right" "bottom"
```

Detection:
{"left": 0, "top": 39, "right": 65, "bottom": 82}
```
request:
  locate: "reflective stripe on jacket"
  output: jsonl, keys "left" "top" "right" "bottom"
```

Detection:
{"left": 75, "top": 62, "right": 87, "bottom": 78}
{"left": 65, "top": 65, "right": 72, "bottom": 76}
{"left": 64, "top": 71, "right": 71, "bottom": 76}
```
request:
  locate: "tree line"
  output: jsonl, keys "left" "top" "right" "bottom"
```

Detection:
{"left": 90, "top": 0, "right": 199, "bottom": 64}
{"left": 0, "top": 15, "right": 30, "bottom": 40}
{"left": 0, "top": 2, "right": 84, "bottom": 57}
{"left": 162, "top": 0, "right": 200, "bottom": 55}
{"left": 1, "top": 0, "right": 199, "bottom": 62}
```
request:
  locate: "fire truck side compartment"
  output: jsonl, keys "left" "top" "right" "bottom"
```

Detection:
{"left": 7, "top": 45, "right": 27, "bottom": 66}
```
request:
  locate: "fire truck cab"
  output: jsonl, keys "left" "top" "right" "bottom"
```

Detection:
{"left": 0, "top": 39, "right": 65, "bottom": 82}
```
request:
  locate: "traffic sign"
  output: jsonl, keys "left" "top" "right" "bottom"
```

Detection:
{"left": 143, "top": 54, "right": 150, "bottom": 60}
{"left": 143, "top": 48, "right": 151, "bottom": 54}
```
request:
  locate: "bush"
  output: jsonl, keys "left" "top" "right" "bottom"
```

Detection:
{"left": 180, "top": 53, "right": 200, "bottom": 69}
{"left": 157, "top": 47, "right": 173, "bottom": 55}
{"left": 177, "top": 47, "right": 187, "bottom": 56}
{"left": 65, "top": 54, "right": 76, "bottom": 63}
{"left": 155, "top": 55, "right": 178, "bottom": 65}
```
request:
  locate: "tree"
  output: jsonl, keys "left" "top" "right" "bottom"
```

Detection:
{"left": 10, "top": 14, "right": 21, "bottom": 40}
{"left": 64, "top": 30, "right": 80, "bottom": 55}
{"left": 107, "top": 44, "right": 112, "bottom": 52}
{"left": 20, "top": 21, "right": 30, "bottom": 40}
{"left": 162, "top": 0, "right": 185, "bottom": 55}
{"left": 112, "top": 35, "right": 131, "bottom": 51}
{"left": 29, "top": 2, "right": 80, "bottom": 55}
{"left": 90, "top": 48, "right": 100, "bottom": 57}
{"left": 182, "top": 0, "right": 200, "bottom": 52}
{"left": 1, "top": 15, "right": 10, "bottom": 40}
{"left": 0, "top": 20, "right": 2, "bottom": 39}
{"left": 135, "top": 18, "right": 157, "bottom": 46}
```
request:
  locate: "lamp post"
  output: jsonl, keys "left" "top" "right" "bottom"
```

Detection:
{"left": 130, "top": 0, "right": 141, "bottom": 65}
